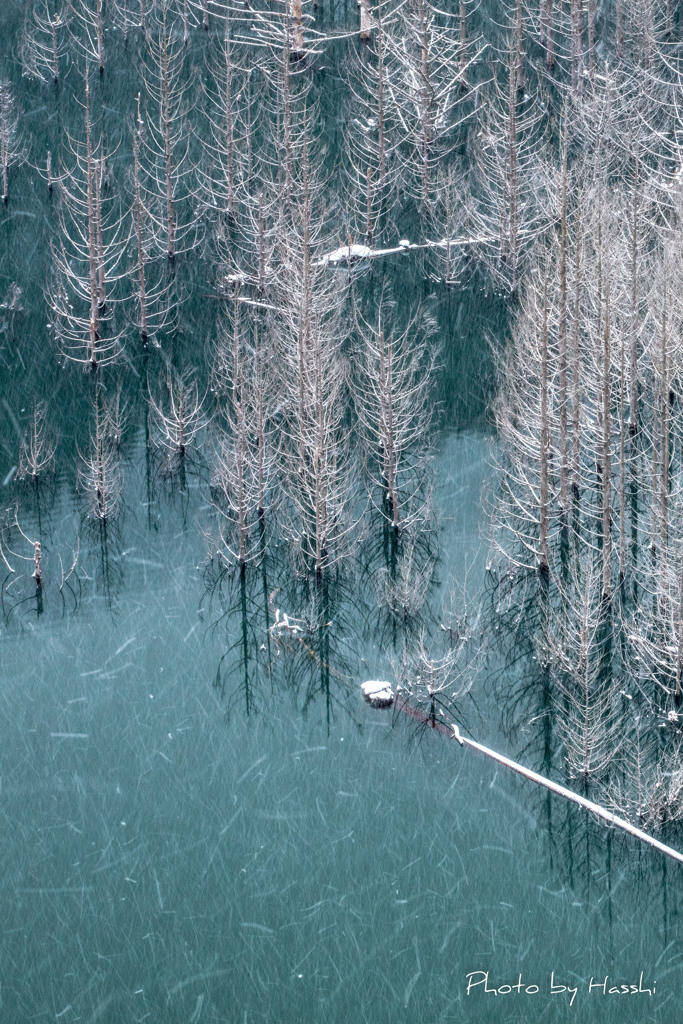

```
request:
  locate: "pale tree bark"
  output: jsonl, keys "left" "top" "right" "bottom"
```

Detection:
{"left": 660, "top": 305, "right": 669, "bottom": 558}
{"left": 291, "top": 0, "right": 305, "bottom": 57}
{"left": 515, "top": 0, "right": 524, "bottom": 94}
{"left": 601, "top": 278, "right": 612, "bottom": 603}
{"left": 545, "top": 0, "right": 554, "bottom": 71}
{"left": 161, "top": 22, "right": 176, "bottom": 260}
{"left": 571, "top": 198, "right": 582, "bottom": 510}
{"left": 676, "top": 573, "right": 683, "bottom": 703}
{"left": 0, "top": 81, "right": 23, "bottom": 204}
{"left": 85, "top": 76, "right": 100, "bottom": 365}
{"left": 360, "top": 0, "right": 372, "bottom": 41}
{"left": 628, "top": 155, "right": 641, "bottom": 590}
{"left": 558, "top": 141, "right": 569, "bottom": 518}
{"left": 94, "top": 158, "right": 106, "bottom": 310}
{"left": 619, "top": 325, "right": 626, "bottom": 582}
{"left": 540, "top": 280, "right": 550, "bottom": 577}
{"left": 96, "top": 0, "right": 104, "bottom": 74}
{"left": 587, "top": 0, "right": 596, "bottom": 81}
{"left": 132, "top": 114, "right": 148, "bottom": 344}
{"left": 459, "top": 0, "right": 468, "bottom": 87}
{"left": 571, "top": 0, "right": 583, "bottom": 100}
{"left": 616, "top": 0, "right": 624, "bottom": 58}
{"left": 508, "top": 56, "right": 519, "bottom": 292}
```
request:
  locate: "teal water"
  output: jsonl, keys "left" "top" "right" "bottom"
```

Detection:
{"left": 1, "top": 2, "right": 683, "bottom": 1021}
{"left": 0, "top": 433, "right": 680, "bottom": 1023}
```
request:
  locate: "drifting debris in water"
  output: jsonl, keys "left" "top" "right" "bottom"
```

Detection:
{"left": 361, "top": 680, "right": 394, "bottom": 708}
{"left": 270, "top": 607, "right": 306, "bottom": 637}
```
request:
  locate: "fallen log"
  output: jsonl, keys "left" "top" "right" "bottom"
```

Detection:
{"left": 314, "top": 231, "right": 532, "bottom": 267}
{"left": 392, "top": 695, "right": 683, "bottom": 866}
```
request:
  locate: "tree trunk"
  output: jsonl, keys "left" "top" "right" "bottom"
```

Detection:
{"left": 360, "top": 0, "right": 372, "bottom": 40}
{"left": 291, "top": 0, "right": 305, "bottom": 57}
{"left": 545, "top": 0, "right": 554, "bottom": 70}
{"left": 616, "top": 0, "right": 623, "bottom": 57}
{"left": 97, "top": 0, "right": 104, "bottom": 75}
{"left": 133, "top": 122, "right": 148, "bottom": 343}
{"left": 587, "top": 0, "right": 596, "bottom": 79}
{"left": 619, "top": 330, "right": 626, "bottom": 581}
{"left": 52, "top": 18, "right": 59, "bottom": 83}
{"left": 660, "top": 307, "right": 669, "bottom": 557}
{"left": 558, "top": 142, "right": 569, "bottom": 517}
{"left": 161, "top": 22, "right": 176, "bottom": 260}
{"left": 459, "top": 0, "right": 468, "bottom": 87}
{"left": 85, "top": 77, "right": 99, "bottom": 364}
{"left": 94, "top": 158, "right": 106, "bottom": 311}
{"left": 540, "top": 282, "right": 549, "bottom": 577}
{"left": 223, "top": 28, "right": 235, "bottom": 220}
{"left": 571, "top": 0, "right": 583, "bottom": 99}
{"left": 628, "top": 159, "right": 640, "bottom": 594}
{"left": 377, "top": 0, "right": 386, "bottom": 192}
{"left": 508, "top": 53, "right": 518, "bottom": 292}
{"left": 515, "top": 0, "right": 524, "bottom": 93}
{"left": 602, "top": 280, "right": 611, "bottom": 602}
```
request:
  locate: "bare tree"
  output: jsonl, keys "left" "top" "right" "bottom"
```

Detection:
{"left": 548, "top": 560, "right": 622, "bottom": 789}
{"left": 20, "top": 0, "right": 71, "bottom": 85}
{"left": 186, "top": 0, "right": 211, "bottom": 33}
{"left": 0, "top": 82, "right": 27, "bottom": 205}
{"left": 137, "top": 3, "right": 196, "bottom": 262}
{"left": 247, "top": 0, "right": 319, "bottom": 61}
{"left": 470, "top": 39, "right": 549, "bottom": 293}
{"left": 196, "top": 16, "right": 251, "bottom": 225}
{"left": 344, "top": 0, "right": 401, "bottom": 244}
{"left": 148, "top": 364, "right": 207, "bottom": 475}
{"left": 110, "top": 0, "right": 150, "bottom": 43}
{"left": 353, "top": 287, "right": 437, "bottom": 536}
{"left": 383, "top": 0, "right": 480, "bottom": 209}
{"left": 273, "top": 130, "right": 357, "bottom": 578}
{"left": 0, "top": 509, "right": 48, "bottom": 618}
{"left": 126, "top": 95, "right": 179, "bottom": 347}
{"left": 210, "top": 301, "right": 278, "bottom": 568}
{"left": 18, "top": 402, "right": 57, "bottom": 483}
{"left": 426, "top": 161, "right": 473, "bottom": 285}
{"left": 78, "top": 386, "right": 124, "bottom": 522}
{"left": 48, "top": 73, "right": 127, "bottom": 369}
{"left": 491, "top": 262, "right": 560, "bottom": 575}
{"left": 391, "top": 620, "right": 476, "bottom": 728}
{"left": 69, "top": 0, "right": 106, "bottom": 75}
